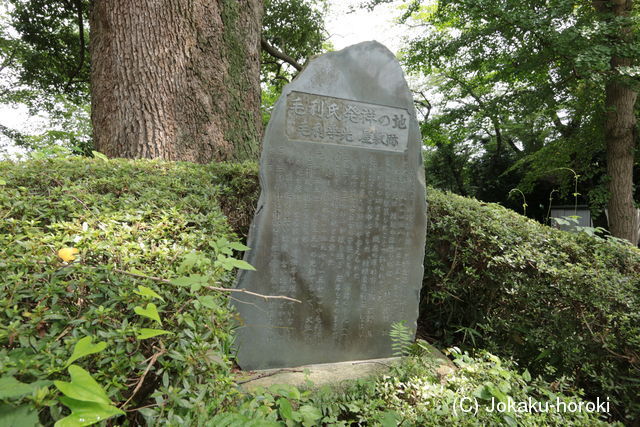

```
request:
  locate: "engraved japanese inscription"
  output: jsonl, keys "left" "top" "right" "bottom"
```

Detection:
{"left": 286, "top": 91, "right": 409, "bottom": 152}
{"left": 234, "top": 41, "right": 427, "bottom": 370}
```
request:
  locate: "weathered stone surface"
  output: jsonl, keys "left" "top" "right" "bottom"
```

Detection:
{"left": 238, "top": 346, "right": 455, "bottom": 392}
{"left": 239, "top": 358, "right": 402, "bottom": 392}
{"left": 234, "top": 41, "right": 427, "bottom": 370}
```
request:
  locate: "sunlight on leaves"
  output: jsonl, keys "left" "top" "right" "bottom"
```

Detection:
{"left": 136, "top": 328, "right": 172, "bottom": 340}
{"left": 65, "top": 337, "right": 107, "bottom": 368}
{"left": 54, "top": 365, "right": 111, "bottom": 405}
{"left": 91, "top": 151, "right": 109, "bottom": 162}
{"left": 55, "top": 397, "right": 123, "bottom": 427}
{"left": 133, "top": 303, "right": 162, "bottom": 324}
{"left": 133, "top": 285, "right": 164, "bottom": 301}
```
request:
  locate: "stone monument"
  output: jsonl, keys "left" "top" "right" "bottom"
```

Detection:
{"left": 234, "top": 41, "right": 427, "bottom": 370}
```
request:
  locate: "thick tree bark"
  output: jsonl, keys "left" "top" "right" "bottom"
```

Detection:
{"left": 596, "top": 0, "right": 639, "bottom": 244}
{"left": 89, "top": 0, "right": 263, "bottom": 162}
{"left": 605, "top": 57, "right": 638, "bottom": 244}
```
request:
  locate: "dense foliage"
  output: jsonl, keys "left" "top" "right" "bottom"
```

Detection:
{"left": 385, "top": 0, "right": 639, "bottom": 238}
{"left": 421, "top": 188, "right": 640, "bottom": 424}
{"left": 262, "top": 0, "right": 328, "bottom": 89}
{"left": 0, "top": 0, "right": 90, "bottom": 108}
{"left": 1, "top": 157, "right": 624, "bottom": 426}
{"left": 0, "top": 0, "right": 91, "bottom": 154}
{"left": 0, "top": 156, "right": 260, "bottom": 425}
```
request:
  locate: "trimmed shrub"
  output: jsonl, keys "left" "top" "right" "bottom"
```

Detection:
{"left": 420, "top": 188, "right": 640, "bottom": 424}
{"left": 211, "top": 161, "right": 260, "bottom": 238}
{"left": 0, "top": 157, "right": 259, "bottom": 425}
{"left": 1, "top": 157, "right": 636, "bottom": 425}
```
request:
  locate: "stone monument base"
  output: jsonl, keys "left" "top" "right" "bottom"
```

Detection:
{"left": 237, "top": 345, "right": 455, "bottom": 392}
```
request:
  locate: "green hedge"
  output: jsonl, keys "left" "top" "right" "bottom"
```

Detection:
{"left": 1, "top": 157, "right": 635, "bottom": 425}
{"left": 420, "top": 189, "right": 640, "bottom": 424}
{"left": 0, "top": 157, "right": 259, "bottom": 425}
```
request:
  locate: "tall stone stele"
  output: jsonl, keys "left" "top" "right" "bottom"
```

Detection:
{"left": 234, "top": 42, "right": 427, "bottom": 370}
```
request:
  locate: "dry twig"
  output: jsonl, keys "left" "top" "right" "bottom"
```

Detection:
{"left": 237, "top": 368, "right": 304, "bottom": 385}
{"left": 120, "top": 347, "right": 166, "bottom": 409}
{"left": 112, "top": 268, "right": 301, "bottom": 303}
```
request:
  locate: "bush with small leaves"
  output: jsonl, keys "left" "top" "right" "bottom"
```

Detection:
{"left": 421, "top": 189, "right": 640, "bottom": 424}
{"left": 0, "top": 156, "right": 260, "bottom": 425}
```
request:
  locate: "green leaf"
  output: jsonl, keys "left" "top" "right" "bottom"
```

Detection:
{"left": 65, "top": 336, "right": 108, "bottom": 367}
{"left": 134, "top": 303, "right": 162, "bottom": 324}
{"left": 91, "top": 151, "right": 109, "bottom": 162}
{"left": 0, "top": 377, "right": 47, "bottom": 399}
{"left": 277, "top": 398, "right": 293, "bottom": 420}
{"left": 0, "top": 179, "right": 6, "bottom": 186}
{"left": 228, "top": 242, "right": 251, "bottom": 251}
{"left": 229, "top": 258, "right": 256, "bottom": 271}
{"left": 503, "top": 414, "right": 517, "bottom": 427}
{"left": 133, "top": 285, "right": 164, "bottom": 301}
{"left": 209, "top": 412, "right": 280, "bottom": 426}
{"left": 268, "top": 384, "right": 301, "bottom": 400}
{"left": 0, "top": 404, "right": 39, "bottom": 427}
{"left": 169, "top": 274, "right": 208, "bottom": 288}
{"left": 298, "top": 405, "right": 322, "bottom": 426}
{"left": 203, "top": 350, "right": 225, "bottom": 367}
{"left": 197, "top": 295, "right": 218, "bottom": 309}
{"left": 219, "top": 246, "right": 233, "bottom": 255}
{"left": 380, "top": 411, "right": 400, "bottom": 427}
{"left": 473, "top": 385, "right": 493, "bottom": 400}
{"left": 522, "top": 369, "right": 531, "bottom": 382}
{"left": 535, "top": 349, "right": 551, "bottom": 361}
{"left": 488, "top": 385, "right": 508, "bottom": 403}
{"left": 55, "top": 397, "right": 124, "bottom": 427}
{"left": 54, "top": 365, "right": 111, "bottom": 405}
{"left": 136, "top": 328, "right": 172, "bottom": 340}
{"left": 178, "top": 251, "right": 209, "bottom": 272}
{"left": 215, "top": 256, "right": 235, "bottom": 271}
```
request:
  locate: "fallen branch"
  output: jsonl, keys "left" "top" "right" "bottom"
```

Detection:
{"left": 112, "top": 268, "right": 301, "bottom": 304}
{"left": 351, "top": 360, "right": 394, "bottom": 368}
{"left": 206, "top": 285, "right": 301, "bottom": 303}
{"left": 237, "top": 368, "right": 304, "bottom": 385}
{"left": 120, "top": 347, "right": 166, "bottom": 409}
{"left": 580, "top": 313, "right": 638, "bottom": 368}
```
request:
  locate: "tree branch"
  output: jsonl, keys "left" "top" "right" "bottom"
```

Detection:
{"left": 446, "top": 74, "right": 518, "bottom": 154}
{"left": 0, "top": 48, "right": 17, "bottom": 74}
{"left": 0, "top": 124, "right": 28, "bottom": 146}
{"left": 552, "top": 112, "right": 579, "bottom": 139}
{"left": 238, "top": 368, "right": 304, "bottom": 384}
{"left": 505, "top": 137, "right": 522, "bottom": 153}
{"left": 64, "top": 0, "right": 85, "bottom": 92}
{"left": 261, "top": 37, "right": 302, "bottom": 72}
{"left": 412, "top": 90, "right": 432, "bottom": 121}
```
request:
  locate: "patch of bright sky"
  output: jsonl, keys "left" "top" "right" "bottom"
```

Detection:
{"left": 326, "top": 0, "right": 434, "bottom": 120}
{"left": 325, "top": 0, "right": 407, "bottom": 53}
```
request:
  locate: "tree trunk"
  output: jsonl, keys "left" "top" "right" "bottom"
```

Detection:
{"left": 89, "top": 0, "right": 263, "bottom": 162}
{"left": 605, "top": 58, "right": 638, "bottom": 244}
{"left": 597, "top": 0, "right": 639, "bottom": 244}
